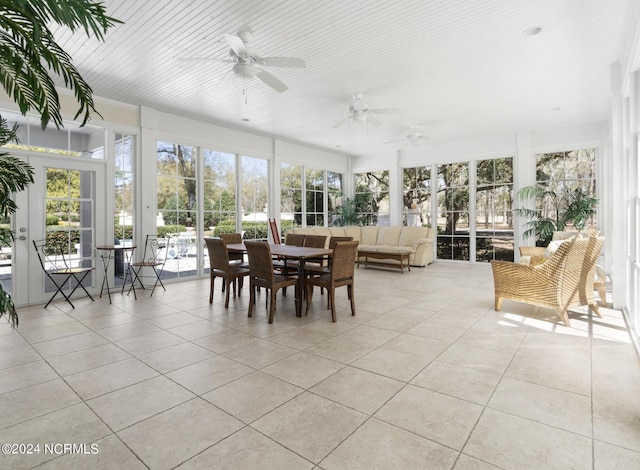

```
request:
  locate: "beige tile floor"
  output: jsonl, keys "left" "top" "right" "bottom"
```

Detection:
{"left": 1, "top": 262, "right": 639, "bottom": 469}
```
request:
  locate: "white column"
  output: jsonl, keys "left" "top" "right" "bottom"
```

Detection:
{"left": 610, "top": 63, "right": 627, "bottom": 309}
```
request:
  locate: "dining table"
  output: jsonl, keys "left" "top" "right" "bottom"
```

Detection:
{"left": 226, "top": 242, "right": 332, "bottom": 317}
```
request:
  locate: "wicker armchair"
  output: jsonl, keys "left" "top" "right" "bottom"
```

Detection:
{"left": 492, "top": 235, "right": 603, "bottom": 326}
{"left": 519, "top": 230, "right": 607, "bottom": 306}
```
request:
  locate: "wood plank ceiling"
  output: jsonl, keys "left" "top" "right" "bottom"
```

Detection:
{"left": 50, "top": 0, "right": 634, "bottom": 158}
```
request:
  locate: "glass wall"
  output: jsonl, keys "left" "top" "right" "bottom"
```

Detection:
{"left": 114, "top": 133, "right": 135, "bottom": 245}
{"left": 327, "top": 170, "right": 343, "bottom": 226}
{"left": 305, "top": 167, "right": 324, "bottom": 226}
{"left": 436, "top": 163, "right": 469, "bottom": 260}
{"left": 203, "top": 150, "right": 236, "bottom": 235}
{"left": 476, "top": 157, "right": 514, "bottom": 261}
{"left": 354, "top": 171, "right": 390, "bottom": 226}
{"left": 156, "top": 141, "right": 197, "bottom": 278}
{"left": 241, "top": 156, "right": 268, "bottom": 240}
{"left": 535, "top": 148, "right": 597, "bottom": 231}
{"left": 280, "top": 163, "right": 303, "bottom": 228}
{"left": 403, "top": 166, "right": 431, "bottom": 227}
{"left": 280, "top": 164, "right": 343, "bottom": 228}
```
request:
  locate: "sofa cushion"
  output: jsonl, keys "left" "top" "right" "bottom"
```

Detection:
{"left": 361, "top": 226, "right": 380, "bottom": 245}
{"left": 343, "top": 226, "right": 361, "bottom": 242}
{"left": 328, "top": 227, "right": 346, "bottom": 237}
{"left": 398, "top": 226, "right": 429, "bottom": 247}
{"left": 310, "top": 227, "right": 332, "bottom": 238}
{"left": 376, "top": 227, "right": 401, "bottom": 246}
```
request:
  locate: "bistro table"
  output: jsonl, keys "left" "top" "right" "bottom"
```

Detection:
{"left": 226, "top": 243, "right": 332, "bottom": 317}
{"left": 95, "top": 244, "right": 137, "bottom": 303}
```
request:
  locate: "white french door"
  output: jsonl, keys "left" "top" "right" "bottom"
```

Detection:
{"left": 11, "top": 155, "right": 106, "bottom": 306}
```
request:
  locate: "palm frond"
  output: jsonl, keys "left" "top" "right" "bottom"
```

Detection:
{"left": 0, "top": 0, "right": 120, "bottom": 128}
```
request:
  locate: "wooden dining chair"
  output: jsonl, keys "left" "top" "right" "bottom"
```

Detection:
{"left": 305, "top": 241, "right": 358, "bottom": 322}
{"left": 245, "top": 241, "right": 298, "bottom": 323}
{"left": 217, "top": 232, "right": 246, "bottom": 295}
{"left": 285, "top": 233, "right": 306, "bottom": 246}
{"left": 204, "top": 237, "right": 249, "bottom": 308}
{"left": 305, "top": 236, "right": 353, "bottom": 297}
{"left": 218, "top": 233, "right": 245, "bottom": 264}
{"left": 268, "top": 219, "right": 282, "bottom": 244}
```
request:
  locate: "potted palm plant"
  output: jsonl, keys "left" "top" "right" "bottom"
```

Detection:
{"left": 515, "top": 185, "right": 598, "bottom": 246}
{"left": 0, "top": 0, "right": 120, "bottom": 327}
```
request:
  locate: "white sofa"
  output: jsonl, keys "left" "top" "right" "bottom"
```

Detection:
{"left": 287, "top": 225, "right": 435, "bottom": 267}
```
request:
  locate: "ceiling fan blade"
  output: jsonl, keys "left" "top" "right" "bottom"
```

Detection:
{"left": 255, "top": 68, "right": 288, "bottom": 92}
{"left": 224, "top": 33, "right": 248, "bottom": 57}
{"left": 369, "top": 107, "right": 402, "bottom": 115}
{"left": 367, "top": 115, "right": 383, "bottom": 127}
{"left": 176, "top": 57, "right": 234, "bottom": 64}
{"left": 332, "top": 116, "right": 349, "bottom": 128}
{"left": 383, "top": 139, "right": 405, "bottom": 144}
{"left": 258, "top": 57, "right": 306, "bottom": 68}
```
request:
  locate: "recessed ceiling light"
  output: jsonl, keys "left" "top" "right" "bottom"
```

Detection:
{"left": 551, "top": 107, "right": 562, "bottom": 111}
{"left": 241, "top": 118, "right": 250, "bottom": 122}
{"left": 524, "top": 26, "right": 542, "bottom": 36}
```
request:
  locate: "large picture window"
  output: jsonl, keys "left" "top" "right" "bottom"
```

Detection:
{"left": 241, "top": 156, "right": 268, "bottom": 240}
{"left": 403, "top": 166, "right": 431, "bottom": 227}
{"left": 354, "top": 171, "right": 389, "bottom": 226}
{"left": 280, "top": 163, "right": 302, "bottom": 227}
{"left": 280, "top": 165, "right": 343, "bottom": 228}
{"left": 476, "top": 157, "right": 514, "bottom": 261}
{"left": 535, "top": 148, "right": 597, "bottom": 231}
{"left": 203, "top": 150, "right": 236, "bottom": 235}
{"left": 437, "top": 163, "right": 469, "bottom": 260}
{"left": 114, "top": 133, "right": 135, "bottom": 244}
{"left": 306, "top": 167, "right": 324, "bottom": 226}
{"left": 327, "top": 171, "right": 343, "bottom": 226}
{"left": 156, "top": 141, "right": 197, "bottom": 278}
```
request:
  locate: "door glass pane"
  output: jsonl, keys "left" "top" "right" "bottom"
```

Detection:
{"left": 44, "top": 168, "right": 94, "bottom": 292}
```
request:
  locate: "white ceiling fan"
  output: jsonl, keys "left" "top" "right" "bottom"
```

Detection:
{"left": 179, "top": 29, "right": 306, "bottom": 93}
{"left": 383, "top": 125, "right": 426, "bottom": 147}
{"left": 332, "top": 93, "right": 401, "bottom": 128}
